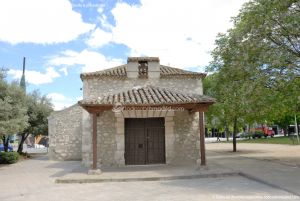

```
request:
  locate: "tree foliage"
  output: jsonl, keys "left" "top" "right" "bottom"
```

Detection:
{"left": 0, "top": 70, "right": 28, "bottom": 151}
{"left": 17, "top": 91, "right": 53, "bottom": 153}
{"left": 0, "top": 69, "right": 53, "bottom": 153}
{"left": 205, "top": 0, "right": 300, "bottom": 151}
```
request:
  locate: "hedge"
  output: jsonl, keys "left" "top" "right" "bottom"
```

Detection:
{"left": 0, "top": 152, "right": 19, "bottom": 164}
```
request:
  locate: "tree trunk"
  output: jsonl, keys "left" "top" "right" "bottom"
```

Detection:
{"left": 2, "top": 135, "right": 9, "bottom": 152}
{"left": 4, "top": 137, "right": 9, "bottom": 152}
{"left": 233, "top": 117, "right": 237, "bottom": 152}
{"left": 225, "top": 122, "right": 229, "bottom": 142}
{"left": 17, "top": 133, "right": 29, "bottom": 154}
{"left": 296, "top": 115, "right": 299, "bottom": 136}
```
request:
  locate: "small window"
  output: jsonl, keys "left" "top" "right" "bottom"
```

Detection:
{"left": 138, "top": 61, "right": 148, "bottom": 78}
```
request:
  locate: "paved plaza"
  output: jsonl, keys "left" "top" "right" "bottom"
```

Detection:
{"left": 0, "top": 143, "right": 300, "bottom": 201}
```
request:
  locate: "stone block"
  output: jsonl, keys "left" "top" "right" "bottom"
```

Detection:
{"left": 116, "top": 125, "right": 124, "bottom": 134}
{"left": 147, "top": 110, "right": 154, "bottom": 117}
{"left": 160, "top": 110, "right": 167, "bottom": 116}
{"left": 153, "top": 110, "right": 161, "bottom": 117}
{"left": 165, "top": 116, "right": 173, "bottom": 122}
{"left": 127, "top": 110, "right": 136, "bottom": 118}
{"left": 88, "top": 169, "right": 102, "bottom": 175}
{"left": 116, "top": 135, "right": 124, "bottom": 150}
{"left": 115, "top": 122, "right": 124, "bottom": 129}
{"left": 142, "top": 110, "right": 148, "bottom": 118}
{"left": 114, "top": 150, "right": 125, "bottom": 164}
{"left": 196, "top": 140, "right": 200, "bottom": 149}
{"left": 165, "top": 121, "right": 174, "bottom": 127}
{"left": 165, "top": 126, "right": 174, "bottom": 134}
{"left": 116, "top": 117, "right": 124, "bottom": 123}
{"left": 136, "top": 110, "right": 142, "bottom": 118}
{"left": 148, "top": 71, "right": 160, "bottom": 78}
{"left": 165, "top": 137, "right": 175, "bottom": 147}
{"left": 114, "top": 112, "right": 123, "bottom": 118}
{"left": 166, "top": 110, "right": 174, "bottom": 117}
{"left": 116, "top": 142, "right": 124, "bottom": 151}
{"left": 122, "top": 110, "right": 130, "bottom": 117}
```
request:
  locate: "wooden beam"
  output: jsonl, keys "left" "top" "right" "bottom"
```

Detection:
{"left": 190, "top": 107, "right": 209, "bottom": 113}
{"left": 199, "top": 111, "right": 206, "bottom": 166}
{"left": 80, "top": 102, "right": 215, "bottom": 113}
{"left": 92, "top": 113, "right": 97, "bottom": 169}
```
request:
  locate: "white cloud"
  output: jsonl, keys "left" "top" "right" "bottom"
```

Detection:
{"left": 59, "top": 67, "right": 68, "bottom": 76}
{"left": 8, "top": 67, "right": 60, "bottom": 85}
{"left": 0, "top": 0, "right": 95, "bottom": 44}
{"left": 97, "top": 4, "right": 105, "bottom": 14}
{"left": 47, "top": 93, "right": 72, "bottom": 102}
{"left": 48, "top": 49, "right": 124, "bottom": 73}
{"left": 47, "top": 93, "right": 74, "bottom": 111}
{"left": 87, "top": 0, "right": 247, "bottom": 69}
{"left": 76, "top": 96, "right": 83, "bottom": 101}
{"left": 99, "top": 14, "right": 113, "bottom": 31}
{"left": 86, "top": 28, "right": 113, "bottom": 48}
{"left": 86, "top": 6, "right": 114, "bottom": 47}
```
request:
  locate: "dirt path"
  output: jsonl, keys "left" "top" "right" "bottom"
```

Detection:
{"left": 206, "top": 143, "right": 300, "bottom": 195}
{"left": 207, "top": 143, "right": 300, "bottom": 167}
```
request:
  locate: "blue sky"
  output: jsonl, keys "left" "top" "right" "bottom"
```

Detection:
{"left": 0, "top": 0, "right": 247, "bottom": 110}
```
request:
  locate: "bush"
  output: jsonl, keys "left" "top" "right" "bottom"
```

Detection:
{"left": 252, "top": 131, "right": 264, "bottom": 139}
{"left": 255, "top": 131, "right": 264, "bottom": 135}
{"left": 240, "top": 132, "right": 252, "bottom": 139}
{"left": 0, "top": 152, "right": 19, "bottom": 164}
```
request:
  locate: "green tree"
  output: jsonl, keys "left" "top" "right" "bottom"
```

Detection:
{"left": 17, "top": 91, "right": 53, "bottom": 153}
{"left": 206, "top": 0, "right": 300, "bottom": 151}
{"left": 234, "top": 0, "right": 300, "bottom": 61}
{"left": 0, "top": 70, "right": 28, "bottom": 152}
{"left": 207, "top": 32, "right": 260, "bottom": 151}
{"left": 203, "top": 73, "right": 232, "bottom": 141}
{"left": 233, "top": 0, "right": 300, "bottom": 131}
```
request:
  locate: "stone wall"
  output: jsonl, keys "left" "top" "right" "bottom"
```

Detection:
{"left": 80, "top": 76, "right": 203, "bottom": 167}
{"left": 48, "top": 104, "right": 82, "bottom": 160}
{"left": 83, "top": 77, "right": 203, "bottom": 99}
{"left": 81, "top": 111, "right": 120, "bottom": 168}
{"left": 49, "top": 72, "right": 203, "bottom": 166}
{"left": 81, "top": 110, "right": 92, "bottom": 167}
{"left": 97, "top": 111, "right": 117, "bottom": 166}
{"left": 80, "top": 108, "right": 201, "bottom": 167}
{"left": 173, "top": 111, "right": 200, "bottom": 164}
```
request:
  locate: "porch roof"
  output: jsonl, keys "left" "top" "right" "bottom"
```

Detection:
{"left": 78, "top": 86, "right": 215, "bottom": 112}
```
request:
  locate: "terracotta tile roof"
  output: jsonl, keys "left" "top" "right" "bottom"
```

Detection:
{"left": 78, "top": 86, "right": 215, "bottom": 106}
{"left": 127, "top": 57, "right": 159, "bottom": 62}
{"left": 160, "top": 65, "right": 205, "bottom": 77}
{"left": 80, "top": 65, "right": 205, "bottom": 79}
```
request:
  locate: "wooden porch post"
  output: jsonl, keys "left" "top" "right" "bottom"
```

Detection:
{"left": 199, "top": 111, "right": 206, "bottom": 166}
{"left": 92, "top": 112, "right": 97, "bottom": 170}
{"left": 88, "top": 112, "right": 101, "bottom": 174}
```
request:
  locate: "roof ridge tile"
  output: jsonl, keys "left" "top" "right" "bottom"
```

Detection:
{"left": 80, "top": 64, "right": 206, "bottom": 79}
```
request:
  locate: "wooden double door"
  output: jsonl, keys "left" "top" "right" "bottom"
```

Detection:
{"left": 125, "top": 118, "right": 166, "bottom": 165}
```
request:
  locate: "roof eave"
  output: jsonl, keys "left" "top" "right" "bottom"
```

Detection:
{"left": 78, "top": 101, "right": 215, "bottom": 113}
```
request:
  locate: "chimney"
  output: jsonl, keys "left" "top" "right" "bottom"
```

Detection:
{"left": 127, "top": 57, "right": 160, "bottom": 78}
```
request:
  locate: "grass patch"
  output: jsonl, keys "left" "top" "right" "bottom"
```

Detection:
{"left": 239, "top": 136, "right": 300, "bottom": 145}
